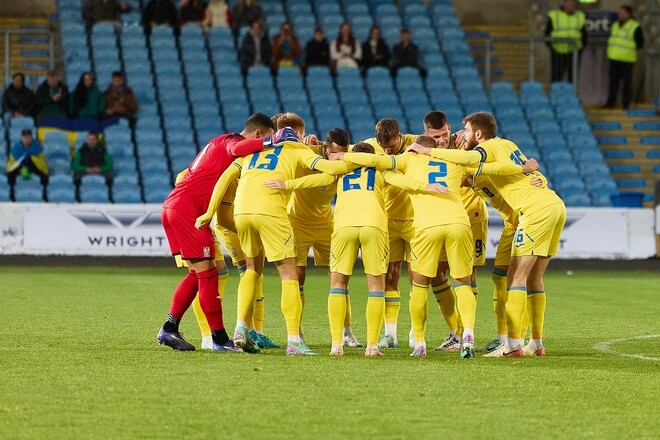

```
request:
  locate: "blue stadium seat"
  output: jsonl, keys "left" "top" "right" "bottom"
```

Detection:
{"left": 47, "top": 187, "right": 76, "bottom": 203}
{"left": 112, "top": 189, "right": 142, "bottom": 203}
{"left": 143, "top": 188, "right": 170, "bottom": 204}
{"left": 80, "top": 188, "right": 110, "bottom": 203}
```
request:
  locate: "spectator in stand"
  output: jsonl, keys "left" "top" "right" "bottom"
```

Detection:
{"left": 70, "top": 72, "right": 107, "bottom": 120}
{"left": 202, "top": 0, "right": 232, "bottom": 31}
{"left": 72, "top": 131, "right": 114, "bottom": 186}
{"left": 272, "top": 21, "right": 302, "bottom": 72}
{"left": 232, "top": 0, "right": 262, "bottom": 34}
{"left": 2, "top": 72, "right": 35, "bottom": 126}
{"left": 82, "top": 0, "right": 130, "bottom": 29}
{"left": 103, "top": 71, "right": 139, "bottom": 125}
{"left": 35, "top": 70, "right": 69, "bottom": 123}
{"left": 179, "top": 0, "right": 207, "bottom": 27}
{"left": 391, "top": 28, "right": 423, "bottom": 75}
{"left": 304, "top": 27, "right": 330, "bottom": 69}
{"left": 361, "top": 26, "right": 389, "bottom": 71}
{"left": 142, "top": 0, "right": 178, "bottom": 35}
{"left": 330, "top": 22, "right": 362, "bottom": 71}
{"left": 5, "top": 128, "right": 49, "bottom": 199}
{"left": 545, "top": 0, "right": 587, "bottom": 82}
{"left": 240, "top": 19, "right": 272, "bottom": 74}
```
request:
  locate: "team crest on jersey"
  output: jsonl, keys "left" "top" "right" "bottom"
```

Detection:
{"left": 203, "top": 246, "right": 211, "bottom": 257}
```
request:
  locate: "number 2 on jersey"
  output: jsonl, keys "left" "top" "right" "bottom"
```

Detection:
{"left": 342, "top": 168, "right": 376, "bottom": 191}
{"left": 428, "top": 161, "right": 448, "bottom": 187}
{"left": 247, "top": 147, "right": 282, "bottom": 170}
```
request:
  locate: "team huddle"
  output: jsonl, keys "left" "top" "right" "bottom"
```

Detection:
{"left": 156, "top": 109, "right": 566, "bottom": 358}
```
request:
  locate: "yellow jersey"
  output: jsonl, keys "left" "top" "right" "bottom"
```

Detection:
{"left": 335, "top": 166, "right": 388, "bottom": 232}
{"left": 473, "top": 174, "right": 518, "bottom": 228}
{"left": 361, "top": 134, "right": 418, "bottom": 221}
{"left": 473, "top": 137, "right": 563, "bottom": 212}
{"left": 453, "top": 140, "right": 488, "bottom": 225}
{"left": 344, "top": 152, "right": 470, "bottom": 230}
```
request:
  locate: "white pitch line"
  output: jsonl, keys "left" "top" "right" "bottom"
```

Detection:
{"left": 593, "top": 335, "right": 660, "bottom": 362}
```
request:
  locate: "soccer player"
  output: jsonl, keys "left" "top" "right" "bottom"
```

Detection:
{"left": 196, "top": 113, "right": 353, "bottom": 355}
{"left": 285, "top": 127, "right": 363, "bottom": 347}
{"left": 422, "top": 111, "right": 489, "bottom": 352}
{"left": 407, "top": 112, "right": 565, "bottom": 357}
{"left": 157, "top": 113, "right": 281, "bottom": 352}
{"left": 361, "top": 119, "right": 418, "bottom": 349}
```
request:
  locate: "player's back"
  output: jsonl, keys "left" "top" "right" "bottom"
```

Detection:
{"left": 473, "top": 174, "right": 519, "bottom": 227}
{"left": 234, "top": 141, "right": 318, "bottom": 217}
{"left": 396, "top": 152, "right": 469, "bottom": 229}
{"left": 476, "top": 137, "right": 563, "bottom": 212}
{"left": 165, "top": 133, "right": 243, "bottom": 212}
{"left": 334, "top": 166, "right": 387, "bottom": 232}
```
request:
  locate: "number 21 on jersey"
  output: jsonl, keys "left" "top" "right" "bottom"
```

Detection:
{"left": 342, "top": 168, "right": 376, "bottom": 191}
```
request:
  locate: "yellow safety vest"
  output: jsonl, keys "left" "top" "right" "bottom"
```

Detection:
{"left": 607, "top": 19, "right": 639, "bottom": 63}
{"left": 548, "top": 9, "right": 585, "bottom": 54}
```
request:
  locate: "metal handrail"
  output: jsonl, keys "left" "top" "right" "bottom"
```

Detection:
{"left": 2, "top": 28, "right": 55, "bottom": 83}
{"left": 483, "top": 36, "right": 579, "bottom": 91}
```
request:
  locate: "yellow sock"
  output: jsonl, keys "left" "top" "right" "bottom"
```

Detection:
{"left": 471, "top": 283, "right": 478, "bottom": 312}
{"left": 217, "top": 268, "right": 229, "bottom": 301}
{"left": 409, "top": 283, "right": 429, "bottom": 344}
{"left": 328, "top": 288, "right": 347, "bottom": 345}
{"left": 299, "top": 286, "right": 305, "bottom": 330}
{"left": 454, "top": 283, "right": 477, "bottom": 340}
{"left": 192, "top": 293, "right": 211, "bottom": 337}
{"left": 491, "top": 270, "right": 508, "bottom": 336}
{"left": 506, "top": 286, "right": 527, "bottom": 343}
{"left": 281, "top": 279, "right": 302, "bottom": 338}
{"left": 527, "top": 290, "right": 546, "bottom": 340}
{"left": 521, "top": 298, "right": 530, "bottom": 339}
{"left": 343, "top": 293, "right": 352, "bottom": 328}
{"left": 384, "top": 290, "right": 401, "bottom": 325}
{"left": 366, "top": 292, "right": 385, "bottom": 347}
{"left": 253, "top": 274, "right": 264, "bottom": 332}
{"left": 237, "top": 269, "right": 259, "bottom": 323}
{"left": 431, "top": 280, "right": 458, "bottom": 333}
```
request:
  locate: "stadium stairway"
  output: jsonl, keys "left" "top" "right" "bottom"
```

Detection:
{"left": 464, "top": 23, "right": 543, "bottom": 85}
{"left": 588, "top": 107, "right": 660, "bottom": 207}
{"left": 0, "top": 17, "right": 52, "bottom": 88}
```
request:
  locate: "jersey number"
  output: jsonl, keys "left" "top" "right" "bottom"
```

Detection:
{"left": 428, "top": 161, "right": 448, "bottom": 186}
{"left": 509, "top": 150, "right": 526, "bottom": 166}
{"left": 342, "top": 168, "right": 376, "bottom": 191}
{"left": 248, "top": 147, "right": 282, "bottom": 170}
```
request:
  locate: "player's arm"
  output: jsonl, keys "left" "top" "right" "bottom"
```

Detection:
{"left": 264, "top": 173, "right": 337, "bottom": 191}
{"left": 174, "top": 169, "right": 188, "bottom": 185}
{"left": 342, "top": 152, "right": 402, "bottom": 171}
{"left": 228, "top": 127, "right": 299, "bottom": 157}
{"left": 383, "top": 170, "right": 448, "bottom": 194}
{"left": 195, "top": 160, "right": 242, "bottom": 228}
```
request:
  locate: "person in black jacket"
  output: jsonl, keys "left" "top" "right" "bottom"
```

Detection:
{"left": 361, "top": 26, "right": 389, "bottom": 71}
{"left": 35, "top": 70, "right": 69, "bottom": 122}
{"left": 2, "top": 72, "right": 35, "bottom": 126}
{"left": 304, "top": 27, "right": 330, "bottom": 69}
{"left": 240, "top": 20, "right": 272, "bottom": 74}
{"left": 142, "top": 0, "right": 178, "bottom": 35}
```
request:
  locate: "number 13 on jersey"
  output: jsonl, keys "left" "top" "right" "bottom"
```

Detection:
{"left": 248, "top": 147, "right": 282, "bottom": 170}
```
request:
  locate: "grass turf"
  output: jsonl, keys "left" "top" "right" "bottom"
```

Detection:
{"left": 1, "top": 265, "right": 659, "bottom": 439}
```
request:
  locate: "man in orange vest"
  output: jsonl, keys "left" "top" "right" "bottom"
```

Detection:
{"left": 545, "top": 0, "right": 587, "bottom": 82}
{"left": 604, "top": 5, "right": 645, "bottom": 109}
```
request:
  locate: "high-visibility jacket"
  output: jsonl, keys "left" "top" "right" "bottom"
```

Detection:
{"left": 548, "top": 9, "right": 585, "bottom": 54}
{"left": 607, "top": 19, "right": 640, "bottom": 63}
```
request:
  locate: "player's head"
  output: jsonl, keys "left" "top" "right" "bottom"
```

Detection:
{"left": 276, "top": 112, "right": 305, "bottom": 138}
{"left": 270, "top": 112, "right": 284, "bottom": 128}
{"left": 351, "top": 142, "right": 376, "bottom": 154}
{"left": 462, "top": 111, "right": 497, "bottom": 148}
{"left": 415, "top": 135, "right": 437, "bottom": 150}
{"left": 242, "top": 112, "right": 276, "bottom": 138}
{"left": 423, "top": 111, "right": 452, "bottom": 148}
{"left": 325, "top": 128, "right": 350, "bottom": 153}
{"left": 375, "top": 118, "right": 402, "bottom": 154}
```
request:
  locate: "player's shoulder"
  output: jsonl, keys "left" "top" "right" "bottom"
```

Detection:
{"left": 402, "top": 133, "right": 418, "bottom": 147}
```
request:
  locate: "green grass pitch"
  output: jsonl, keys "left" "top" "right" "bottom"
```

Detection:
{"left": 1, "top": 264, "right": 659, "bottom": 439}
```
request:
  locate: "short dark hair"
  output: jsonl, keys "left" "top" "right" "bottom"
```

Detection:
{"left": 423, "top": 111, "right": 449, "bottom": 130}
{"left": 244, "top": 112, "right": 276, "bottom": 133}
{"left": 326, "top": 128, "right": 350, "bottom": 147}
{"left": 270, "top": 112, "right": 284, "bottom": 128}
{"left": 375, "top": 118, "right": 400, "bottom": 147}
{"left": 416, "top": 135, "right": 436, "bottom": 149}
{"left": 621, "top": 5, "right": 633, "bottom": 16}
{"left": 111, "top": 71, "right": 124, "bottom": 78}
{"left": 21, "top": 128, "right": 32, "bottom": 136}
{"left": 12, "top": 72, "right": 25, "bottom": 82}
{"left": 401, "top": 28, "right": 410, "bottom": 35}
{"left": 351, "top": 142, "right": 375, "bottom": 154}
{"left": 462, "top": 112, "right": 497, "bottom": 139}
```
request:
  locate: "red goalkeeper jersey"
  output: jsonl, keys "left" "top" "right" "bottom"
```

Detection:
{"left": 163, "top": 133, "right": 263, "bottom": 214}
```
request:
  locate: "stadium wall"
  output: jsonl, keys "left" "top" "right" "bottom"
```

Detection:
{"left": 0, "top": 203, "right": 656, "bottom": 259}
